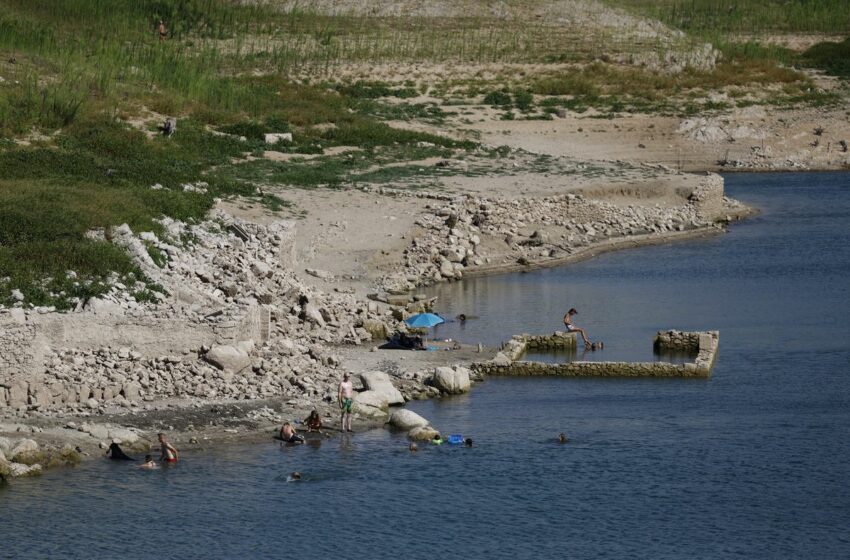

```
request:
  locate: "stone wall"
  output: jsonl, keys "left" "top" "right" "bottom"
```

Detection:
{"left": 0, "top": 310, "right": 38, "bottom": 378}
{"left": 689, "top": 174, "right": 726, "bottom": 222}
{"left": 474, "top": 330, "right": 719, "bottom": 378}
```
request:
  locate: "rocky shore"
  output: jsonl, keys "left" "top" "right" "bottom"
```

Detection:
{"left": 1, "top": 167, "right": 749, "bottom": 481}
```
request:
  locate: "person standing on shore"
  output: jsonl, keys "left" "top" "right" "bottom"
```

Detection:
{"left": 563, "top": 308, "right": 593, "bottom": 347}
{"left": 158, "top": 433, "right": 179, "bottom": 464}
{"left": 338, "top": 373, "right": 354, "bottom": 433}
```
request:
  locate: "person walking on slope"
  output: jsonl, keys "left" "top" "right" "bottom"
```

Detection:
{"left": 338, "top": 373, "right": 354, "bottom": 432}
{"left": 563, "top": 308, "right": 593, "bottom": 347}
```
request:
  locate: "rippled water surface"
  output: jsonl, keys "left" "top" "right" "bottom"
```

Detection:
{"left": 3, "top": 172, "right": 850, "bottom": 559}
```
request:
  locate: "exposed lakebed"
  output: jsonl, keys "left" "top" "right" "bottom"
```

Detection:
{"left": 3, "top": 172, "right": 850, "bottom": 559}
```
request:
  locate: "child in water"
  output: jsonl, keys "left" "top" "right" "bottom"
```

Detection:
{"left": 139, "top": 455, "right": 158, "bottom": 469}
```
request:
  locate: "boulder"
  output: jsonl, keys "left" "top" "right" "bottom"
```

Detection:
{"left": 352, "top": 390, "right": 389, "bottom": 419}
{"left": 8, "top": 462, "right": 42, "bottom": 478}
{"left": 359, "top": 372, "right": 404, "bottom": 406}
{"left": 264, "top": 132, "right": 293, "bottom": 145}
{"left": 122, "top": 381, "right": 142, "bottom": 402}
{"left": 388, "top": 409, "right": 429, "bottom": 431}
{"left": 408, "top": 426, "right": 440, "bottom": 441}
{"left": 204, "top": 344, "right": 251, "bottom": 373}
{"left": 360, "top": 319, "right": 390, "bottom": 341}
{"left": 302, "top": 303, "right": 326, "bottom": 326}
{"left": 431, "top": 366, "right": 471, "bottom": 394}
{"left": 8, "top": 380, "right": 28, "bottom": 409}
{"left": 10, "top": 439, "right": 38, "bottom": 461}
{"left": 108, "top": 428, "right": 139, "bottom": 444}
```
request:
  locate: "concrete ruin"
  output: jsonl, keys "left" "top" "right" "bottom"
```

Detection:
{"left": 474, "top": 329, "right": 719, "bottom": 378}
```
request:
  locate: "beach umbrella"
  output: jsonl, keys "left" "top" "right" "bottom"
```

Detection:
{"left": 405, "top": 313, "right": 445, "bottom": 328}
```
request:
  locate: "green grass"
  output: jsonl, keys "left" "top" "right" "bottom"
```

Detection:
{"left": 609, "top": 0, "right": 850, "bottom": 34}
{"left": 802, "top": 37, "right": 850, "bottom": 78}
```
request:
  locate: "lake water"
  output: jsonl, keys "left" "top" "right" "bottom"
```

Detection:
{"left": 3, "top": 172, "right": 850, "bottom": 559}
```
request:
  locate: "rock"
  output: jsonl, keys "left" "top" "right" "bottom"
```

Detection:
{"left": 8, "top": 380, "right": 28, "bottom": 408}
{"left": 408, "top": 426, "right": 440, "bottom": 441}
{"left": 388, "top": 409, "right": 429, "bottom": 431}
{"left": 108, "top": 428, "right": 138, "bottom": 444}
{"left": 359, "top": 372, "right": 404, "bottom": 406}
{"left": 11, "top": 289, "right": 24, "bottom": 301}
{"left": 301, "top": 303, "right": 326, "bottom": 326}
{"left": 431, "top": 366, "right": 471, "bottom": 394}
{"left": 204, "top": 344, "right": 252, "bottom": 373}
{"left": 0, "top": 436, "right": 11, "bottom": 453}
{"left": 122, "top": 381, "right": 142, "bottom": 402}
{"left": 10, "top": 439, "right": 38, "bottom": 461}
{"left": 352, "top": 390, "right": 389, "bottom": 419}
{"left": 8, "top": 462, "right": 42, "bottom": 477}
{"left": 81, "top": 423, "right": 110, "bottom": 440}
{"left": 360, "top": 319, "right": 389, "bottom": 341}
{"left": 251, "top": 261, "right": 271, "bottom": 278}
{"left": 264, "top": 132, "right": 293, "bottom": 145}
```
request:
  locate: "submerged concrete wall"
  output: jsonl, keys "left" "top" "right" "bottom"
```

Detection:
{"left": 474, "top": 330, "right": 719, "bottom": 378}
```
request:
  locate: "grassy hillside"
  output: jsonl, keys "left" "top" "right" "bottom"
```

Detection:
{"left": 0, "top": 0, "right": 847, "bottom": 308}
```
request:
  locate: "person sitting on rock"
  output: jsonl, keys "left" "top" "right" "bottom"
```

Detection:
{"left": 139, "top": 455, "right": 158, "bottom": 469}
{"left": 563, "top": 308, "right": 593, "bottom": 347}
{"left": 280, "top": 422, "right": 305, "bottom": 444}
{"left": 303, "top": 410, "right": 323, "bottom": 432}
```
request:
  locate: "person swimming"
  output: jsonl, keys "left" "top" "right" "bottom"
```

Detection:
{"left": 558, "top": 433, "right": 569, "bottom": 444}
{"left": 431, "top": 433, "right": 444, "bottom": 445}
{"left": 464, "top": 438, "right": 473, "bottom": 447}
{"left": 409, "top": 442, "right": 418, "bottom": 453}
{"left": 139, "top": 455, "right": 158, "bottom": 469}
{"left": 287, "top": 471, "right": 302, "bottom": 482}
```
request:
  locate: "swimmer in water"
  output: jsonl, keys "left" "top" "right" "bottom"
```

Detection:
{"left": 409, "top": 442, "right": 418, "bottom": 453}
{"left": 139, "top": 455, "right": 158, "bottom": 469}
{"left": 558, "top": 433, "right": 568, "bottom": 443}
{"left": 288, "top": 471, "right": 301, "bottom": 482}
{"left": 464, "top": 438, "right": 473, "bottom": 447}
{"left": 431, "top": 433, "right": 443, "bottom": 445}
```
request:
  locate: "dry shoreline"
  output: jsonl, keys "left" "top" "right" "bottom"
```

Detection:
{"left": 0, "top": 142, "right": 762, "bottom": 480}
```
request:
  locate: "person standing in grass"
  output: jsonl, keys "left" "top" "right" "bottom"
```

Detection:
{"left": 158, "top": 20, "right": 168, "bottom": 42}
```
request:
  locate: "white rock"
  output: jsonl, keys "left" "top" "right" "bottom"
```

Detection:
{"left": 408, "top": 426, "right": 440, "bottom": 441}
{"left": 359, "top": 371, "right": 404, "bottom": 406}
{"left": 10, "top": 438, "right": 38, "bottom": 460}
{"left": 205, "top": 345, "right": 252, "bottom": 373}
{"left": 431, "top": 366, "right": 471, "bottom": 394}
{"left": 352, "top": 390, "right": 389, "bottom": 418}
{"left": 389, "top": 409, "right": 429, "bottom": 431}
{"left": 264, "top": 132, "right": 293, "bottom": 145}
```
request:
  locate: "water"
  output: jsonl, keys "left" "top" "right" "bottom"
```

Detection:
{"left": 3, "top": 172, "right": 850, "bottom": 559}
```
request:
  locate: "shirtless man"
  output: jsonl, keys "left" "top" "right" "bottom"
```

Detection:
{"left": 158, "top": 433, "right": 179, "bottom": 464}
{"left": 280, "top": 422, "right": 305, "bottom": 444}
{"left": 157, "top": 20, "right": 167, "bottom": 42}
{"left": 338, "top": 373, "right": 354, "bottom": 432}
{"left": 563, "top": 308, "right": 592, "bottom": 346}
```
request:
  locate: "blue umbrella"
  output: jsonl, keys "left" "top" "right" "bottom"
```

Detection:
{"left": 405, "top": 313, "right": 445, "bottom": 328}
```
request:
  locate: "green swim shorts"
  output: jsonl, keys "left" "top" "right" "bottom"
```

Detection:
{"left": 341, "top": 398, "right": 353, "bottom": 413}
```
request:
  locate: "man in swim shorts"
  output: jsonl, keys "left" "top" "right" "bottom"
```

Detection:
{"left": 563, "top": 308, "right": 593, "bottom": 347}
{"left": 158, "top": 433, "right": 179, "bottom": 463}
{"left": 338, "top": 372, "right": 354, "bottom": 432}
